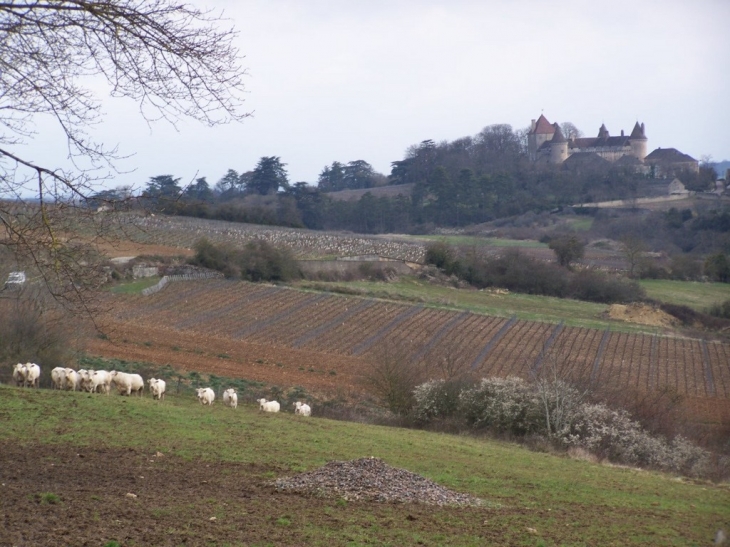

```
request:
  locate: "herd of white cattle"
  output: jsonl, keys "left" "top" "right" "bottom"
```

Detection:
{"left": 11, "top": 363, "right": 312, "bottom": 415}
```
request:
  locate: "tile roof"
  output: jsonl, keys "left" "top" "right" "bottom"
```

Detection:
{"left": 645, "top": 148, "right": 697, "bottom": 163}
{"left": 614, "top": 154, "right": 642, "bottom": 166}
{"left": 531, "top": 114, "right": 556, "bottom": 135}
{"left": 563, "top": 152, "right": 610, "bottom": 167}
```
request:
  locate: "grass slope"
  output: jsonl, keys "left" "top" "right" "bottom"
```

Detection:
{"left": 299, "top": 278, "right": 652, "bottom": 333}
{"left": 0, "top": 386, "right": 727, "bottom": 546}
{"left": 640, "top": 279, "right": 730, "bottom": 311}
{"left": 405, "top": 234, "right": 548, "bottom": 249}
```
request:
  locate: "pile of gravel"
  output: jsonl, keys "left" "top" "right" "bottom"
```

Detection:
{"left": 274, "top": 457, "right": 483, "bottom": 507}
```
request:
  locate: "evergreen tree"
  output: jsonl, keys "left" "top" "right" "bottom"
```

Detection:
{"left": 317, "top": 161, "right": 345, "bottom": 191}
{"left": 183, "top": 177, "right": 214, "bottom": 201}
{"left": 249, "top": 156, "right": 289, "bottom": 195}
{"left": 143, "top": 175, "right": 182, "bottom": 210}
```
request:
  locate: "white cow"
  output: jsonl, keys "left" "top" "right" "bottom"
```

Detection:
{"left": 24, "top": 363, "right": 40, "bottom": 388}
{"left": 148, "top": 378, "right": 166, "bottom": 400}
{"left": 12, "top": 364, "right": 26, "bottom": 387}
{"left": 64, "top": 368, "right": 79, "bottom": 391}
{"left": 90, "top": 370, "right": 112, "bottom": 394}
{"left": 51, "top": 367, "right": 67, "bottom": 390}
{"left": 196, "top": 387, "right": 215, "bottom": 405}
{"left": 77, "top": 369, "right": 94, "bottom": 392}
{"left": 257, "top": 398, "right": 280, "bottom": 413}
{"left": 294, "top": 401, "right": 312, "bottom": 416}
{"left": 110, "top": 371, "right": 144, "bottom": 396}
{"left": 222, "top": 388, "right": 238, "bottom": 409}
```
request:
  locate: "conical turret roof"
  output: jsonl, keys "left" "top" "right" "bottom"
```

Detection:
{"left": 629, "top": 121, "right": 647, "bottom": 140}
{"left": 551, "top": 123, "right": 567, "bottom": 143}
{"left": 597, "top": 124, "right": 609, "bottom": 139}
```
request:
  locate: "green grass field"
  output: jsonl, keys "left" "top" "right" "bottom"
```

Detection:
{"left": 640, "top": 279, "right": 730, "bottom": 311}
{"left": 405, "top": 234, "right": 548, "bottom": 249}
{"left": 109, "top": 277, "right": 161, "bottom": 294}
{"left": 0, "top": 386, "right": 727, "bottom": 546}
{"left": 298, "top": 276, "right": 730, "bottom": 335}
{"left": 299, "top": 278, "right": 660, "bottom": 333}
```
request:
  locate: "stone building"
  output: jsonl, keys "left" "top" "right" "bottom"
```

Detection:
{"left": 527, "top": 114, "right": 697, "bottom": 174}
{"left": 644, "top": 148, "right": 700, "bottom": 177}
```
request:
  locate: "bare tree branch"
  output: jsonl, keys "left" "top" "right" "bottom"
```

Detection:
{"left": 0, "top": 0, "right": 249, "bottom": 314}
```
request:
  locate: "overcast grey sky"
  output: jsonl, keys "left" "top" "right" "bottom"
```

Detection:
{"left": 24, "top": 0, "right": 730, "bottom": 191}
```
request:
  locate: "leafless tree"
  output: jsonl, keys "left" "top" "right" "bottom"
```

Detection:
{"left": 560, "top": 122, "right": 583, "bottom": 140}
{"left": 620, "top": 234, "right": 647, "bottom": 278}
{"left": 0, "top": 283, "right": 88, "bottom": 385}
{"left": 426, "top": 336, "right": 474, "bottom": 384}
{"left": 361, "top": 339, "right": 425, "bottom": 416}
{"left": 530, "top": 340, "right": 592, "bottom": 438}
{"left": 0, "top": 1, "right": 249, "bottom": 312}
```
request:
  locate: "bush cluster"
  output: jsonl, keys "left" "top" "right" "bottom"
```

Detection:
{"left": 708, "top": 299, "right": 730, "bottom": 319}
{"left": 412, "top": 376, "right": 718, "bottom": 478}
{"left": 189, "top": 238, "right": 300, "bottom": 282}
{"left": 424, "top": 244, "right": 644, "bottom": 304}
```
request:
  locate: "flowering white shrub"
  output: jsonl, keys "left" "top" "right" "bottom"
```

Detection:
{"left": 560, "top": 403, "right": 712, "bottom": 476}
{"left": 413, "top": 379, "right": 461, "bottom": 423}
{"left": 664, "top": 436, "right": 712, "bottom": 477}
{"left": 533, "top": 378, "right": 585, "bottom": 438}
{"left": 412, "top": 374, "right": 717, "bottom": 478}
{"left": 458, "top": 377, "right": 541, "bottom": 435}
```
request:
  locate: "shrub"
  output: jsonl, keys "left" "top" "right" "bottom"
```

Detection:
{"left": 458, "top": 377, "right": 541, "bottom": 435}
{"left": 548, "top": 235, "right": 585, "bottom": 268}
{"left": 558, "top": 402, "right": 712, "bottom": 476}
{"left": 660, "top": 302, "right": 730, "bottom": 330}
{"left": 189, "top": 238, "right": 300, "bottom": 282}
{"left": 568, "top": 270, "right": 645, "bottom": 303}
{"left": 668, "top": 254, "right": 702, "bottom": 281}
{"left": 704, "top": 252, "right": 730, "bottom": 283}
{"left": 424, "top": 241, "right": 458, "bottom": 275}
{"left": 189, "top": 238, "right": 240, "bottom": 277}
{"left": 707, "top": 299, "right": 730, "bottom": 320}
{"left": 533, "top": 378, "right": 587, "bottom": 438}
{"left": 412, "top": 380, "right": 462, "bottom": 423}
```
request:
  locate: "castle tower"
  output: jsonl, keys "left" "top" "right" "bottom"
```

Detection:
{"left": 597, "top": 123, "right": 609, "bottom": 140}
{"left": 549, "top": 123, "right": 568, "bottom": 164}
{"left": 629, "top": 122, "right": 648, "bottom": 161}
{"left": 527, "top": 114, "right": 556, "bottom": 161}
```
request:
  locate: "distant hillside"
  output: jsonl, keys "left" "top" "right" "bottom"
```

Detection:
{"left": 325, "top": 183, "right": 414, "bottom": 202}
{"left": 712, "top": 160, "right": 730, "bottom": 178}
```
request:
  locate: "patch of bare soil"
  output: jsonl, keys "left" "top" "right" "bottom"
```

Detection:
{"left": 0, "top": 442, "right": 494, "bottom": 547}
{"left": 607, "top": 303, "right": 680, "bottom": 328}
{"left": 86, "top": 320, "right": 368, "bottom": 397}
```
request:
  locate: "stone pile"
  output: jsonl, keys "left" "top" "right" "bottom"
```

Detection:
{"left": 274, "top": 457, "right": 482, "bottom": 507}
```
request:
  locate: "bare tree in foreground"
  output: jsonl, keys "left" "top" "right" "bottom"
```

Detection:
{"left": 0, "top": 1, "right": 249, "bottom": 312}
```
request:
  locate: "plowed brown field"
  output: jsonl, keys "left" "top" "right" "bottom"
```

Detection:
{"left": 91, "top": 279, "right": 730, "bottom": 424}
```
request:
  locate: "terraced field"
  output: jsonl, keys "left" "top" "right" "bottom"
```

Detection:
{"left": 94, "top": 278, "right": 730, "bottom": 425}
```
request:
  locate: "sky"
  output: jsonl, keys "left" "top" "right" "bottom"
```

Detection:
{"left": 17, "top": 0, "right": 730, "bottom": 192}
